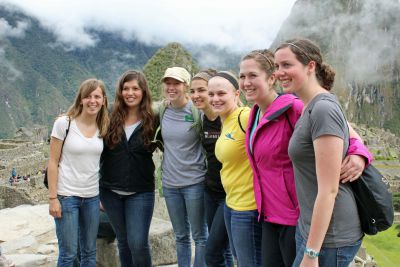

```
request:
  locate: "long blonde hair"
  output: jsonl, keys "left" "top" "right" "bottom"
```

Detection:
{"left": 66, "top": 78, "right": 110, "bottom": 137}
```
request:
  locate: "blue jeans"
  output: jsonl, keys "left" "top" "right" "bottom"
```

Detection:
{"left": 100, "top": 188, "right": 154, "bottom": 267}
{"left": 293, "top": 227, "right": 362, "bottom": 267}
{"left": 55, "top": 195, "right": 100, "bottom": 267}
{"left": 204, "top": 191, "right": 234, "bottom": 267}
{"left": 163, "top": 183, "right": 208, "bottom": 267}
{"left": 224, "top": 205, "right": 262, "bottom": 267}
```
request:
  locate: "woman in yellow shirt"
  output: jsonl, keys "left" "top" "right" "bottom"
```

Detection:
{"left": 208, "top": 71, "right": 261, "bottom": 267}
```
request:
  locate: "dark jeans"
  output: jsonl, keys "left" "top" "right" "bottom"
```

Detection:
{"left": 204, "top": 191, "right": 234, "bottom": 267}
{"left": 100, "top": 188, "right": 155, "bottom": 267}
{"left": 224, "top": 205, "right": 262, "bottom": 267}
{"left": 261, "top": 221, "right": 296, "bottom": 267}
{"left": 293, "top": 227, "right": 362, "bottom": 267}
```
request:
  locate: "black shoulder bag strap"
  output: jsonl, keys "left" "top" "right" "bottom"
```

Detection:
{"left": 238, "top": 109, "right": 246, "bottom": 133}
{"left": 60, "top": 117, "right": 71, "bottom": 160}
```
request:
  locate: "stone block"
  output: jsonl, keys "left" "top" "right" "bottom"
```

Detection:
{"left": 6, "top": 254, "right": 50, "bottom": 267}
{"left": 96, "top": 217, "right": 176, "bottom": 267}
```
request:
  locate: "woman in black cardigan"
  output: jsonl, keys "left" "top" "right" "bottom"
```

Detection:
{"left": 100, "top": 70, "right": 156, "bottom": 267}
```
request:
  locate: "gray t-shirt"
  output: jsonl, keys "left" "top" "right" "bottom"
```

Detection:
{"left": 161, "top": 101, "right": 206, "bottom": 188}
{"left": 288, "top": 93, "right": 362, "bottom": 248}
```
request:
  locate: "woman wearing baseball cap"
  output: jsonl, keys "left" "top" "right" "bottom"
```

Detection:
{"left": 157, "top": 67, "right": 208, "bottom": 267}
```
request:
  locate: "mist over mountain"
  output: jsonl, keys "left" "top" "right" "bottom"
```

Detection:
{"left": 0, "top": 4, "right": 240, "bottom": 138}
{"left": 1, "top": 1, "right": 399, "bottom": 138}
{"left": 271, "top": 0, "right": 400, "bottom": 135}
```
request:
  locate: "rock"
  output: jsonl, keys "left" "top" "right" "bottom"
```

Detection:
{"left": 6, "top": 254, "right": 48, "bottom": 267}
{"left": 2, "top": 236, "right": 37, "bottom": 254}
{"left": 0, "top": 198, "right": 177, "bottom": 266}
{"left": 95, "top": 217, "right": 177, "bottom": 267}
{"left": 37, "top": 245, "right": 57, "bottom": 255}
{"left": 96, "top": 239, "right": 119, "bottom": 267}
{"left": 149, "top": 217, "right": 177, "bottom": 266}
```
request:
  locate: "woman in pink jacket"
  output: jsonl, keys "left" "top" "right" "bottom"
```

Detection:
{"left": 239, "top": 49, "right": 372, "bottom": 267}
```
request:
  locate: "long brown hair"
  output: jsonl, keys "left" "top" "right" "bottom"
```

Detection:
{"left": 106, "top": 70, "right": 155, "bottom": 149}
{"left": 66, "top": 78, "right": 109, "bottom": 137}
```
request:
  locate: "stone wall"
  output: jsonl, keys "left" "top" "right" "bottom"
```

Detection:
{"left": 394, "top": 212, "right": 400, "bottom": 224}
{"left": 0, "top": 186, "right": 34, "bottom": 208}
{"left": 0, "top": 140, "right": 47, "bottom": 181}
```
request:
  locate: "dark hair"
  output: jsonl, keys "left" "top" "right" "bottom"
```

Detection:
{"left": 106, "top": 70, "right": 155, "bottom": 149}
{"left": 275, "top": 38, "right": 335, "bottom": 90}
{"left": 241, "top": 49, "right": 275, "bottom": 77}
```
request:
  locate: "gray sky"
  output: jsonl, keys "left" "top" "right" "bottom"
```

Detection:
{"left": 0, "top": 0, "right": 296, "bottom": 52}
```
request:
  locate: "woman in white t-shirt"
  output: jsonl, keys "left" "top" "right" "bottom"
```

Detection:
{"left": 47, "top": 79, "right": 109, "bottom": 267}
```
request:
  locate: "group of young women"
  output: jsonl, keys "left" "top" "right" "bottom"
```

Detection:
{"left": 47, "top": 38, "right": 372, "bottom": 267}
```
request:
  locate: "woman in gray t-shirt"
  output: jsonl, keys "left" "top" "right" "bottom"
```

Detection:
{"left": 157, "top": 67, "right": 208, "bottom": 267}
{"left": 274, "top": 38, "right": 363, "bottom": 267}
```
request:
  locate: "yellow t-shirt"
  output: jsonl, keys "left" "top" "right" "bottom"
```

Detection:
{"left": 215, "top": 107, "right": 256, "bottom": 211}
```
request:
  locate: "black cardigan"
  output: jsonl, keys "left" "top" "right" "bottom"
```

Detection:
{"left": 100, "top": 123, "right": 155, "bottom": 192}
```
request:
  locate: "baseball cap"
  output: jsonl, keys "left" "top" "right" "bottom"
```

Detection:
{"left": 161, "top": 67, "right": 191, "bottom": 85}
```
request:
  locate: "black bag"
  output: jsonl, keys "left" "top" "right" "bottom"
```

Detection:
{"left": 44, "top": 118, "right": 71, "bottom": 188}
{"left": 350, "top": 164, "right": 394, "bottom": 235}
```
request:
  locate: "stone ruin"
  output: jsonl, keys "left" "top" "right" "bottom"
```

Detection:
{"left": 14, "top": 126, "right": 48, "bottom": 143}
{"left": 0, "top": 128, "right": 396, "bottom": 266}
{"left": 0, "top": 139, "right": 177, "bottom": 266}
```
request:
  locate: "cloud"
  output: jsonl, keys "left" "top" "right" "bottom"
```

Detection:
{"left": 0, "top": 0, "right": 296, "bottom": 52}
{"left": 0, "top": 47, "right": 22, "bottom": 82}
{"left": 273, "top": 0, "right": 400, "bottom": 84}
{"left": 0, "top": 17, "right": 29, "bottom": 38}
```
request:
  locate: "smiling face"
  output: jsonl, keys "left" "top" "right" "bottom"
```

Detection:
{"left": 162, "top": 77, "right": 187, "bottom": 106}
{"left": 80, "top": 86, "right": 105, "bottom": 116}
{"left": 121, "top": 79, "right": 143, "bottom": 109}
{"left": 274, "top": 47, "right": 310, "bottom": 94}
{"left": 190, "top": 78, "right": 210, "bottom": 111}
{"left": 239, "top": 58, "right": 276, "bottom": 104}
{"left": 208, "top": 77, "right": 239, "bottom": 120}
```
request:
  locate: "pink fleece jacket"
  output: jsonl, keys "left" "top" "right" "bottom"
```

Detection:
{"left": 245, "top": 94, "right": 373, "bottom": 226}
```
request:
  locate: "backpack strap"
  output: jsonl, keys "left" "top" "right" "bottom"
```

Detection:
{"left": 57, "top": 116, "right": 71, "bottom": 165}
{"left": 151, "top": 101, "right": 167, "bottom": 151}
{"left": 284, "top": 112, "right": 294, "bottom": 132}
{"left": 190, "top": 104, "right": 204, "bottom": 142}
{"left": 238, "top": 108, "right": 246, "bottom": 134}
{"left": 60, "top": 117, "right": 71, "bottom": 153}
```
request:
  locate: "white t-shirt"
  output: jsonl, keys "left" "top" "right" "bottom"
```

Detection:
{"left": 51, "top": 116, "right": 103, "bottom": 197}
{"left": 124, "top": 120, "right": 141, "bottom": 140}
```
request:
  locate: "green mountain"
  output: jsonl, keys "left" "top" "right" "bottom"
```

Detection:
{"left": 0, "top": 7, "right": 92, "bottom": 138}
{"left": 271, "top": 0, "right": 400, "bottom": 135}
{"left": 0, "top": 5, "right": 160, "bottom": 138}
{"left": 143, "top": 42, "right": 199, "bottom": 100}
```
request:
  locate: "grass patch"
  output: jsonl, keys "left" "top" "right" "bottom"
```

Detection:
{"left": 362, "top": 224, "right": 400, "bottom": 267}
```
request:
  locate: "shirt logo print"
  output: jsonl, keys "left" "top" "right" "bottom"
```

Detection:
{"left": 205, "top": 131, "right": 220, "bottom": 139}
{"left": 184, "top": 115, "right": 194, "bottom": 122}
{"left": 225, "top": 132, "right": 235, "bottom": 140}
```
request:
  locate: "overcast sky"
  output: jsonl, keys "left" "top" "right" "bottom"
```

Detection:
{"left": 0, "top": 0, "right": 296, "bottom": 52}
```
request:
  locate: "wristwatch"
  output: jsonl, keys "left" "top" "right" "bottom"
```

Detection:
{"left": 304, "top": 247, "right": 320, "bottom": 259}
